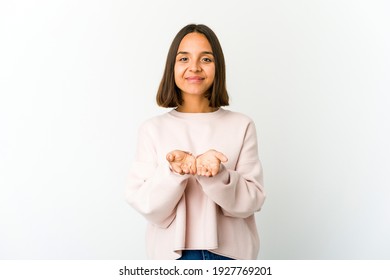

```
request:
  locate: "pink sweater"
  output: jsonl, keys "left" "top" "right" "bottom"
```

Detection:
{"left": 126, "top": 108, "right": 266, "bottom": 259}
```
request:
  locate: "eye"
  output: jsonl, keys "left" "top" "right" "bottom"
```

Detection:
{"left": 202, "top": 57, "right": 213, "bottom": 63}
{"left": 178, "top": 57, "right": 188, "bottom": 62}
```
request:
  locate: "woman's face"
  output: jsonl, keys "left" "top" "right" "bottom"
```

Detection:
{"left": 174, "top": 32, "right": 215, "bottom": 98}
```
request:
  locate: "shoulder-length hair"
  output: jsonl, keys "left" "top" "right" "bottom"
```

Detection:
{"left": 156, "top": 24, "right": 229, "bottom": 108}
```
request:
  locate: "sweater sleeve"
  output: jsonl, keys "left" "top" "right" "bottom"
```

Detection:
{"left": 125, "top": 123, "right": 189, "bottom": 228}
{"left": 196, "top": 121, "right": 266, "bottom": 218}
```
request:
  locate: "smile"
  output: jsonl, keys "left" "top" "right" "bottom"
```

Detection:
{"left": 186, "top": 76, "right": 205, "bottom": 82}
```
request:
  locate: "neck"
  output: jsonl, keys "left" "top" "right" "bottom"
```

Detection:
{"left": 177, "top": 94, "right": 217, "bottom": 113}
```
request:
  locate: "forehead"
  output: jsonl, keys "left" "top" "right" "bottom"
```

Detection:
{"left": 178, "top": 32, "right": 212, "bottom": 52}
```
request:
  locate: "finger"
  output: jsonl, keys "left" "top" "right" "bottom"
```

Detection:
{"left": 187, "top": 160, "right": 196, "bottom": 175}
{"left": 215, "top": 152, "right": 228, "bottom": 163}
{"left": 196, "top": 163, "right": 202, "bottom": 175}
{"left": 187, "top": 164, "right": 192, "bottom": 174}
{"left": 182, "top": 163, "right": 190, "bottom": 174}
{"left": 172, "top": 164, "right": 183, "bottom": 175}
{"left": 201, "top": 166, "right": 208, "bottom": 176}
{"left": 211, "top": 166, "right": 218, "bottom": 176}
{"left": 198, "top": 165, "right": 204, "bottom": 176}
{"left": 166, "top": 153, "right": 174, "bottom": 162}
{"left": 192, "top": 164, "right": 197, "bottom": 175}
{"left": 188, "top": 160, "right": 195, "bottom": 175}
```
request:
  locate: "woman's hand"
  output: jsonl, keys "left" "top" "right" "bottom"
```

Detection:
{"left": 166, "top": 150, "right": 197, "bottom": 175}
{"left": 196, "top": 149, "right": 228, "bottom": 177}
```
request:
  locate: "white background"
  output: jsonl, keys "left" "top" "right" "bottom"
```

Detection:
{"left": 0, "top": 0, "right": 389, "bottom": 259}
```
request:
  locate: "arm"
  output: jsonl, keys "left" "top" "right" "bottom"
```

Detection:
{"left": 196, "top": 121, "right": 265, "bottom": 218}
{"left": 125, "top": 124, "right": 189, "bottom": 228}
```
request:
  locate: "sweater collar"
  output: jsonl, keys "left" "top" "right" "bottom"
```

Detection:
{"left": 168, "top": 107, "right": 226, "bottom": 121}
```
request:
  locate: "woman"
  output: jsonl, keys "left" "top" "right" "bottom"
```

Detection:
{"left": 126, "top": 24, "right": 265, "bottom": 260}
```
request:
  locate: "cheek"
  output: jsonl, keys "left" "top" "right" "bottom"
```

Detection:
{"left": 208, "top": 67, "right": 216, "bottom": 82}
{"left": 174, "top": 65, "right": 184, "bottom": 80}
{"left": 173, "top": 67, "right": 180, "bottom": 83}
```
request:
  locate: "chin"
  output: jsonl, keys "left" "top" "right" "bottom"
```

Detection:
{"left": 182, "top": 90, "right": 207, "bottom": 96}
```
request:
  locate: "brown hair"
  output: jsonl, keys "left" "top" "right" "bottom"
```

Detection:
{"left": 156, "top": 24, "right": 229, "bottom": 107}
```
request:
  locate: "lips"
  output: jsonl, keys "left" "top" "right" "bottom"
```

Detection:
{"left": 186, "top": 76, "right": 205, "bottom": 81}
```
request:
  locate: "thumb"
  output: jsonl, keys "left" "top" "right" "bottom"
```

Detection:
{"left": 166, "top": 153, "right": 175, "bottom": 162}
{"left": 215, "top": 152, "right": 228, "bottom": 163}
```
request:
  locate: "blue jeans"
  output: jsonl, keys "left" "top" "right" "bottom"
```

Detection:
{"left": 177, "top": 250, "right": 234, "bottom": 260}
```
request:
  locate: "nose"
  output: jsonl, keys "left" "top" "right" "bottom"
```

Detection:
{"left": 189, "top": 60, "right": 201, "bottom": 72}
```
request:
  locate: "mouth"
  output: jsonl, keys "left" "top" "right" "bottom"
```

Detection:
{"left": 185, "top": 76, "right": 205, "bottom": 82}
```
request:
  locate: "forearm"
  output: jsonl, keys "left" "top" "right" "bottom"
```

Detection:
{"left": 197, "top": 163, "right": 265, "bottom": 218}
{"left": 126, "top": 162, "right": 189, "bottom": 227}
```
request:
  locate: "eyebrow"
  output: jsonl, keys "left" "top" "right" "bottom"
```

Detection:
{"left": 176, "top": 51, "right": 214, "bottom": 56}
